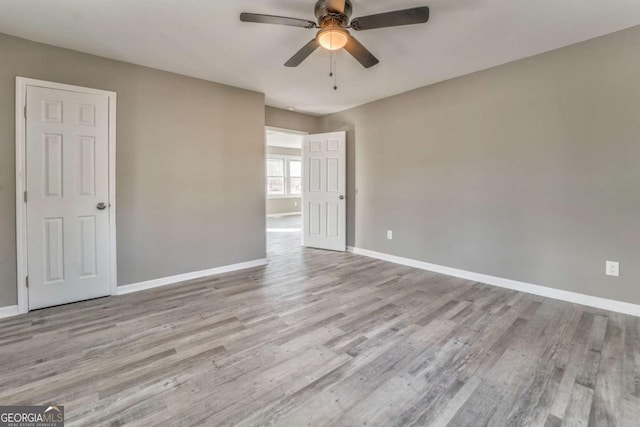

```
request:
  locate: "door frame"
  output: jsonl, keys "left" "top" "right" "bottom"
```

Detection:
{"left": 15, "top": 77, "right": 117, "bottom": 314}
{"left": 264, "top": 126, "right": 308, "bottom": 244}
{"left": 265, "top": 126, "right": 308, "bottom": 199}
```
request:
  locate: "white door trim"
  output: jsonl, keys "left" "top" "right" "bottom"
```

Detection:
{"left": 15, "top": 77, "right": 117, "bottom": 314}
{"left": 265, "top": 126, "right": 309, "bottom": 136}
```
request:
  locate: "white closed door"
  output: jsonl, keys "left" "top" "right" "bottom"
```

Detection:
{"left": 26, "top": 85, "right": 111, "bottom": 309}
{"left": 303, "top": 132, "right": 346, "bottom": 252}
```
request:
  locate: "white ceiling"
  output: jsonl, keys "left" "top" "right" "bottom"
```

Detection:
{"left": 1, "top": 1, "right": 640, "bottom": 115}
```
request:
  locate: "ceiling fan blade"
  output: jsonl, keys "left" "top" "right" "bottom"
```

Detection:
{"left": 240, "top": 13, "right": 316, "bottom": 29}
{"left": 351, "top": 7, "right": 429, "bottom": 31}
{"left": 326, "top": 0, "right": 346, "bottom": 14}
{"left": 344, "top": 36, "right": 379, "bottom": 68}
{"left": 285, "top": 39, "right": 321, "bottom": 67}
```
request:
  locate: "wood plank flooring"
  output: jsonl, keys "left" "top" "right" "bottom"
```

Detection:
{"left": 0, "top": 215, "right": 638, "bottom": 426}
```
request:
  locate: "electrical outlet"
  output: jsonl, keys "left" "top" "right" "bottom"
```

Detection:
{"left": 606, "top": 261, "right": 619, "bottom": 277}
{"left": 387, "top": 230, "right": 393, "bottom": 240}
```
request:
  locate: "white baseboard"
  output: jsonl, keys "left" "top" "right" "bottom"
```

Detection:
{"left": 117, "top": 258, "right": 269, "bottom": 296}
{"left": 348, "top": 247, "right": 640, "bottom": 318}
{"left": 0, "top": 305, "right": 19, "bottom": 319}
{"left": 267, "top": 212, "right": 301, "bottom": 218}
{"left": 0, "top": 259, "right": 269, "bottom": 319}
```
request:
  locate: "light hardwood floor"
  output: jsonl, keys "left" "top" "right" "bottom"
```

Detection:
{"left": 0, "top": 215, "right": 638, "bottom": 426}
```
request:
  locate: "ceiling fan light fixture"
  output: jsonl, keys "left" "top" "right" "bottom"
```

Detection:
{"left": 317, "top": 27, "right": 349, "bottom": 50}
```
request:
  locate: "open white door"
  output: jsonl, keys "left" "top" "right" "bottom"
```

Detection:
{"left": 24, "top": 84, "right": 113, "bottom": 309}
{"left": 303, "top": 131, "right": 346, "bottom": 251}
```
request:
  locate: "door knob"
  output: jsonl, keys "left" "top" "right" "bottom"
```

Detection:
{"left": 97, "top": 202, "right": 107, "bottom": 210}
{"left": 339, "top": 195, "right": 345, "bottom": 200}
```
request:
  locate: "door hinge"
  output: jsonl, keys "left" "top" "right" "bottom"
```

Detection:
{"left": 25, "top": 276, "right": 29, "bottom": 288}
{"left": 23, "top": 191, "right": 27, "bottom": 203}
{"left": 24, "top": 105, "right": 27, "bottom": 119}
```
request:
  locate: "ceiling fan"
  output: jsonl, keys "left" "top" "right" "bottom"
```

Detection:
{"left": 240, "top": 0, "right": 430, "bottom": 68}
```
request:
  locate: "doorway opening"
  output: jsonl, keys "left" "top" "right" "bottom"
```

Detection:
{"left": 265, "top": 127, "right": 306, "bottom": 256}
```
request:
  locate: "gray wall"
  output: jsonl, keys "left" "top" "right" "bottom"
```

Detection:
{"left": 321, "top": 25, "right": 640, "bottom": 305}
{"left": 266, "top": 146, "right": 302, "bottom": 216}
{"left": 0, "top": 33, "right": 266, "bottom": 307}
{"left": 266, "top": 107, "right": 321, "bottom": 134}
{"left": 266, "top": 146, "right": 303, "bottom": 157}
{"left": 266, "top": 199, "right": 301, "bottom": 216}
{"left": 3, "top": 24, "right": 639, "bottom": 308}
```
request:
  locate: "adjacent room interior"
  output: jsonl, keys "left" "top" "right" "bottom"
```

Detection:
{"left": 266, "top": 128, "right": 304, "bottom": 255}
{"left": 0, "top": 1, "right": 639, "bottom": 425}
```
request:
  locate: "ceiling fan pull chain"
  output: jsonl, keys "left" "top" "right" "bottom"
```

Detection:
{"left": 330, "top": 48, "right": 334, "bottom": 77}
{"left": 333, "top": 56, "right": 338, "bottom": 91}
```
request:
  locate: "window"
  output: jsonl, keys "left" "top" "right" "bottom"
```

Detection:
{"left": 289, "top": 160, "right": 302, "bottom": 195}
{"left": 267, "top": 155, "right": 302, "bottom": 198}
{"left": 267, "top": 158, "right": 285, "bottom": 195}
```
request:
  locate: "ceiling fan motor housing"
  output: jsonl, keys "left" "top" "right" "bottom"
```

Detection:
{"left": 314, "top": 0, "right": 353, "bottom": 27}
